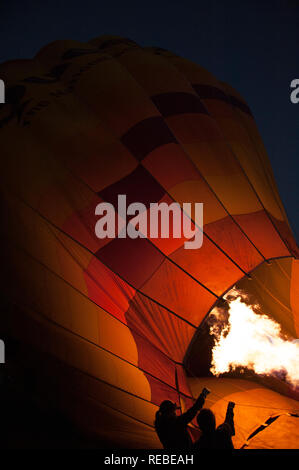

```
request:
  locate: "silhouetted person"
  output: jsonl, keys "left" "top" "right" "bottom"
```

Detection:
{"left": 193, "top": 401, "right": 235, "bottom": 450}
{"left": 155, "top": 388, "right": 209, "bottom": 450}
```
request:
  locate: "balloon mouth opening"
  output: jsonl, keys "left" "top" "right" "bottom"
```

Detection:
{"left": 184, "top": 285, "right": 299, "bottom": 401}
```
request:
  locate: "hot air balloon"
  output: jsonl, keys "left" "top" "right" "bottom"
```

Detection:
{"left": 0, "top": 35, "right": 299, "bottom": 449}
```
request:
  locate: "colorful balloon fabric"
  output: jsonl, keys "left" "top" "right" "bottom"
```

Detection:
{"left": 0, "top": 35, "right": 298, "bottom": 448}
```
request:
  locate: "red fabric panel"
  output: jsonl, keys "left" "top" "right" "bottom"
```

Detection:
{"left": 130, "top": 332, "right": 177, "bottom": 390}
{"left": 62, "top": 194, "right": 110, "bottom": 253}
{"left": 99, "top": 164, "right": 165, "bottom": 208}
{"left": 96, "top": 236, "right": 165, "bottom": 289}
{"left": 268, "top": 215, "right": 299, "bottom": 259}
{"left": 84, "top": 255, "right": 135, "bottom": 324}
{"left": 125, "top": 292, "right": 195, "bottom": 362}
{"left": 143, "top": 143, "right": 199, "bottom": 190}
{"left": 204, "top": 215, "right": 263, "bottom": 272}
{"left": 145, "top": 373, "right": 180, "bottom": 408}
{"left": 175, "top": 364, "right": 192, "bottom": 397}
{"left": 235, "top": 211, "right": 291, "bottom": 259}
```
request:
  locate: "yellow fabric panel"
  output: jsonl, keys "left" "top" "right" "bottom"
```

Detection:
{"left": 97, "top": 311, "right": 139, "bottom": 366}
{"left": 238, "top": 258, "right": 298, "bottom": 337}
{"left": 4, "top": 244, "right": 139, "bottom": 366}
{"left": 10, "top": 297, "right": 150, "bottom": 403}
{"left": 216, "top": 81, "right": 288, "bottom": 224}
{"left": 246, "top": 414, "right": 299, "bottom": 449}
{"left": 149, "top": 52, "right": 219, "bottom": 87}
{"left": 3, "top": 192, "right": 95, "bottom": 297}
{"left": 0, "top": 126, "right": 67, "bottom": 215}
{"left": 61, "top": 360, "right": 158, "bottom": 429}
{"left": 188, "top": 377, "right": 299, "bottom": 449}
{"left": 4, "top": 194, "right": 67, "bottom": 281}
{"left": 169, "top": 179, "right": 226, "bottom": 225}
{"left": 234, "top": 108, "right": 295, "bottom": 232}
{"left": 71, "top": 57, "right": 158, "bottom": 136}
{"left": 0, "top": 128, "right": 96, "bottom": 229}
{"left": 22, "top": 92, "right": 138, "bottom": 193}
{"left": 49, "top": 337, "right": 151, "bottom": 409}
{"left": 164, "top": 109, "right": 280, "bottom": 219}
{"left": 215, "top": 118, "right": 283, "bottom": 220}
{"left": 7, "top": 306, "right": 157, "bottom": 448}
{"left": 113, "top": 47, "right": 196, "bottom": 96}
{"left": 66, "top": 396, "right": 159, "bottom": 448}
{"left": 183, "top": 142, "right": 261, "bottom": 216}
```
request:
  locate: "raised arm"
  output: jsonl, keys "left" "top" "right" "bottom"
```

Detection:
{"left": 177, "top": 388, "right": 209, "bottom": 426}
{"left": 224, "top": 401, "right": 235, "bottom": 436}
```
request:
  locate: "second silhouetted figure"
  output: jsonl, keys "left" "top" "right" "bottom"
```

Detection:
{"left": 193, "top": 401, "right": 235, "bottom": 450}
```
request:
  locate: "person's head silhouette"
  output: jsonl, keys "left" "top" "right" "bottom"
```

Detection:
{"left": 197, "top": 408, "right": 216, "bottom": 434}
{"left": 157, "top": 400, "right": 179, "bottom": 419}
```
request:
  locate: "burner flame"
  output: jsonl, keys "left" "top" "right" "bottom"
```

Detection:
{"left": 209, "top": 289, "right": 299, "bottom": 388}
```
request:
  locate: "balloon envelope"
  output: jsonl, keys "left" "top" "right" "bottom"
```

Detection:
{"left": 0, "top": 35, "right": 298, "bottom": 448}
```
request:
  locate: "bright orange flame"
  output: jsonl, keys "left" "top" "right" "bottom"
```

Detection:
{"left": 210, "top": 289, "right": 299, "bottom": 388}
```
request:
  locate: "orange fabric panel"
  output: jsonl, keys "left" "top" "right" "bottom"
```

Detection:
{"left": 170, "top": 240, "right": 242, "bottom": 299}
{"left": 246, "top": 414, "right": 299, "bottom": 449}
{"left": 188, "top": 377, "right": 299, "bottom": 449}
{"left": 141, "top": 258, "right": 217, "bottom": 326}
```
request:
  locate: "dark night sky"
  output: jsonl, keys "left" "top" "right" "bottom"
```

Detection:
{"left": 1, "top": 0, "right": 298, "bottom": 241}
